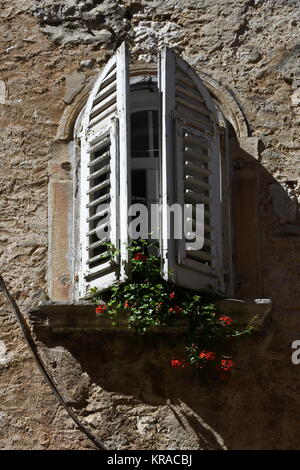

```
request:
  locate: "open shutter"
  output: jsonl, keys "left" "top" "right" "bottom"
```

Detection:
{"left": 78, "top": 43, "right": 130, "bottom": 296}
{"left": 159, "top": 47, "right": 225, "bottom": 293}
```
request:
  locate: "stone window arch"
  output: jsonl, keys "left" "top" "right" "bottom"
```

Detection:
{"left": 48, "top": 43, "right": 261, "bottom": 302}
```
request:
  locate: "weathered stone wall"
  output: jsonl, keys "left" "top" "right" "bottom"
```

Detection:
{"left": 1, "top": 0, "right": 300, "bottom": 450}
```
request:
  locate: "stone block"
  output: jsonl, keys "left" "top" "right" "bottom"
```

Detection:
{"left": 269, "top": 183, "right": 298, "bottom": 224}
{"left": 63, "top": 72, "right": 86, "bottom": 105}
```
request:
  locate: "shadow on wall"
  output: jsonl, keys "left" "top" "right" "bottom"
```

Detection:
{"left": 227, "top": 121, "right": 300, "bottom": 304}
{"left": 35, "top": 329, "right": 233, "bottom": 450}
{"left": 29, "top": 131, "right": 300, "bottom": 450}
{"left": 32, "top": 322, "right": 300, "bottom": 450}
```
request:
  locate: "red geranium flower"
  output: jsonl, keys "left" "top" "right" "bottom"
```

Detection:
{"left": 95, "top": 304, "right": 107, "bottom": 315}
{"left": 217, "top": 359, "right": 235, "bottom": 372}
{"left": 133, "top": 252, "right": 148, "bottom": 262}
{"left": 171, "top": 359, "right": 183, "bottom": 368}
{"left": 170, "top": 358, "right": 187, "bottom": 368}
{"left": 168, "top": 305, "right": 182, "bottom": 313}
{"left": 198, "top": 350, "right": 216, "bottom": 361}
{"left": 219, "top": 315, "right": 233, "bottom": 326}
{"left": 169, "top": 291, "right": 175, "bottom": 299}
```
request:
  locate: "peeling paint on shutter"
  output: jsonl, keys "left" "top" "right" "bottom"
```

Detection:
{"left": 159, "top": 47, "right": 225, "bottom": 293}
{"left": 78, "top": 43, "right": 129, "bottom": 296}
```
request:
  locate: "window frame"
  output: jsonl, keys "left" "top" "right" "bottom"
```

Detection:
{"left": 71, "top": 46, "right": 234, "bottom": 299}
{"left": 49, "top": 50, "right": 258, "bottom": 302}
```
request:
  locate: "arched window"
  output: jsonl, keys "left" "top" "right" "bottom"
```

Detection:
{"left": 76, "top": 43, "right": 227, "bottom": 298}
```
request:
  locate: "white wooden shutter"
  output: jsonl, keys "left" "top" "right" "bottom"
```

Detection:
{"left": 78, "top": 42, "right": 130, "bottom": 296}
{"left": 159, "top": 47, "right": 225, "bottom": 293}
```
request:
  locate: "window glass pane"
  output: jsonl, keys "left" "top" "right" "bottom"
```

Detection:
{"left": 131, "top": 169, "right": 147, "bottom": 202}
{"left": 152, "top": 110, "right": 159, "bottom": 158}
{"left": 131, "top": 111, "right": 149, "bottom": 158}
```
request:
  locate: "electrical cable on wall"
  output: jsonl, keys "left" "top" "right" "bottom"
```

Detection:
{"left": 0, "top": 274, "right": 107, "bottom": 451}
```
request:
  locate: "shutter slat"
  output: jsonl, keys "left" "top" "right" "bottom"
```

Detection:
{"left": 87, "top": 164, "right": 110, "bottom": 181}
{"left": 186, "top": 250, "right": 214, "bottom": 262}
{"left": 176, "top": 95, "right": 210, "bottom": 119}
{"left": 86, "top": 221, "right": 109, "bottom": 237}
{"left": 175, "top": 69, "right": 195, "bottom": 88}
{"left": 90, "top": 92, "right": 117, "bottom": 120}
{"left": 86, "top": 251, "right": 110, "bottom": 265}
{"left": 88, "top": 133, "right": 110, "bottom": 151}
{"left": 86, "top": 193, "right": 110, "bottom": 209}
{"left": 183, "top": 120, "right": 211, "bottom": 134}
{"left": 186, "top": 233, "right": 213, "bottom": 249}
{"left": 93, "top": 80, "right": 117, "bottom": 107}
{"left": 87, "top": 178, "right": 110, "bottom": 195}
{"left": 185, "top": 189, "right": 211, "bottom": 205}
{"left": 185, "top": 175, "right": 210, "bottom": 191}
{"left": 99, "top": 69, "right": 116, "bottom": 91}
{"left": 102, "top": 61, "right": 116, "bottom": 81}
{"left": 184, "top": 148, "right": 209, "bottom": 163}
{"left": 88, "top": 151, "right": 110, "bottom": 168}
{"left": 185, "top": 217, "right": 214, "bottom": 233}
{"left": 184, "top": 161, "right": 211, "bottom": 177}
{"left": 89, "top": 103, "right": 118, "bottom": 128}
{"left": 86, "top": 239, "right": 109, "bottom": 251}
{"left": 204, "top": 238, "right": 212, "bottom": 247}
{"left": 86, "top": 207, "right": 110, "bottom": 223}
{"left": 183, "top": 133, "right": 209, "bottom": 150}
{"left": 177, "top": 103, "right": 213, "bottom": 132}
{"left": 175, "top": 84, "right": 207, "bottom": 109}
{"left": 185, "top": 237, "right": 213, "bottom": 250}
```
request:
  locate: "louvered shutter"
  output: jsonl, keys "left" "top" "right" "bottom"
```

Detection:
{"left": 159, "top": 47, "right": 225, "bottom": 293}
{"left": 78, "top": 43, "right": 130, "bottom": 296}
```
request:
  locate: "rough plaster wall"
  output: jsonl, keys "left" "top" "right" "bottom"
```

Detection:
{"left": 0, "top": 0, "right": 300, "bottom": 449}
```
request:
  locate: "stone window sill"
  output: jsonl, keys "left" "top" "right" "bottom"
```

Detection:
{"left": 28, "top": 298, "right": 272, "bottom": 334}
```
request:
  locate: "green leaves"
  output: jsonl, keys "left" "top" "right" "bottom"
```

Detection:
{"left": 90, "top": 239, "right": 254, "bottom": 370}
